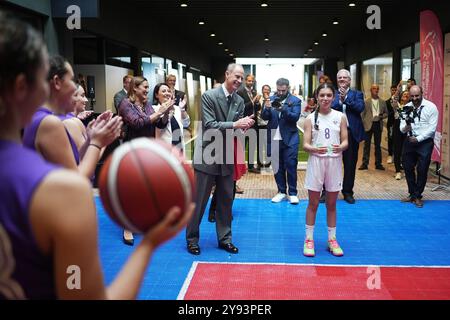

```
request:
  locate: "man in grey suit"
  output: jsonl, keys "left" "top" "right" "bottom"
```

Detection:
{"left": 113, "top": 75, "right": 132, "bottom": 113}
{"left": 186, "top": 63, "right": 255, "bottom": 255}
{"left": 360, "top": 84, "right": 388, "bottom": 170}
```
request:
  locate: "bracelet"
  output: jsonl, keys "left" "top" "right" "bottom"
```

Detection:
{"left": 89, "top": 143, "right": 101, "bottom": 150}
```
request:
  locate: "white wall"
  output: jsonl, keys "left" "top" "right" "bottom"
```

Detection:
{"left": 105, "top": 65, "right": 133, "bottom": 111}
{"left": 74, "top": 65, "right": 133, "bottom": 113}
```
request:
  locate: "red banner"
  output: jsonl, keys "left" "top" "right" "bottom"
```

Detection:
{"left": 420, "top": 10, "right": 444, "bottom": 162}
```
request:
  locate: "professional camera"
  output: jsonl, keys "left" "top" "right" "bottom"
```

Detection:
{"left": 271, "top": 97, "right": 282, "bottom": 110}
{"left": 398, "top": 105, "right": 418, "bottom": 136}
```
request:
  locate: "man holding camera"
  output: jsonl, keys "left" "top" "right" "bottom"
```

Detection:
{"left": 261, "top": 78, "right": 301, "bottom": 204}
{"left": 400, "top": 85, "right": 438, "bottom": 208}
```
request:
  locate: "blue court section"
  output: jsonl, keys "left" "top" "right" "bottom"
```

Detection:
{"left": 95, "top": 197, "right": 450, "bottom": 300}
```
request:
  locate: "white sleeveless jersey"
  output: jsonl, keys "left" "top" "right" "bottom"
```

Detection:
{"left": 306, "top": 109, "right": 344, "bottom": 158}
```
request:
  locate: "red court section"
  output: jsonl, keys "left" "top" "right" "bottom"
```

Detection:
{"left": 182, "top": 263, "right": 450, "bottom": 300}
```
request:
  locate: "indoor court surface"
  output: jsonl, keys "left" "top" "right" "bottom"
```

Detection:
{"left": 96, "top": 195, "right": 450, "bottom": 300}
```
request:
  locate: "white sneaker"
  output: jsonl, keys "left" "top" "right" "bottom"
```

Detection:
{"left": 395, "top": 172, "right": 402, "bottom": 180}
{"left": 289, "top": 195, "right": 299, "bottom": 205}
{"left": 271, "top": 193, "right": 287, "bottom": 203}
{"left": 387, "top": 156, "right": 393, "bottom": 164}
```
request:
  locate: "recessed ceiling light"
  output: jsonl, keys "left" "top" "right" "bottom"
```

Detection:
{"left": 308, "top": 48, "right": 313, "bottom": 52}
{"left": 333, "top": 20, "right": 339, "bottom": 25}
{"left": 198, "top": 21, "right": 205, "bottom": 25}
{"left": 322, "top": 32, "right": 328, "bottom": 37}
{"left": 304, "top": 53, "right": 308, "bottom": 57}
{"left": 210, "top": 33, "right": 216, "bottom": 37}
{"left": 261, "top": 2, "right": 268, "bottom": 7}
{"left": 224, "top": 48, "right": 229, "bottom": 52}
{"left": 229, "top": 53, "right": 234, "bottom": 57}
{"left": 314, "top": 41, "right": 319, "bottom": 45}
{"left": 264, "top": 37, "right": 269, "bottom": 41}
{"left": 180, "top": 3, "right": 188, "bottom": 7}
{"left": 218, "top": 42, "right": 223, "bottom": 45}
{"left": 349, "top": 3, "right": 356, "bottom": 7}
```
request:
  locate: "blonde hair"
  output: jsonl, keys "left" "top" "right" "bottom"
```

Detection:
{"left": 128, "top": 76, "right": 147, "bottom": 104}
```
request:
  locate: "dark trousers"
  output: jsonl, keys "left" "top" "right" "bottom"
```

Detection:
{"left": 402, "top": 138, "right": 434, "bottom": 199}
{"left": 362, "top": 121, "right": 382, "bottom": 167}
{"left": 392, "top": 120, "right": 406, "bottom": 173}
{"left": 342, "top": 132, "right": 360, "bottom": 196}
{"left": 245, "top": 125, "right": 258, "bottom": 169}
{"left": 186, "top": 170, "right": 234, "bottom": 245}
{"left": 387, "top": 123, "right": 393, "bottom": 156}
{"left": 209, "top": 182, "right": 236, "bottom": 213}
{"left": 273, "top": 140, "right": 298, "bottom": 196}
{"left": 257, "top": 125, "right": 269, "bottom": 166}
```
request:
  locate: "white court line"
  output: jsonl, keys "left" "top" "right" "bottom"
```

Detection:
{"left": 177, "top": 261, "right": 199, "bottom": 300}
{"left": 176, "top": 260, "right": 450, "bottom": 299}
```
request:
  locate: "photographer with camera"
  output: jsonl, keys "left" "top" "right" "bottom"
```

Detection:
{"left": 261, "top": 78, "right": 301, "bottom": 205}
{"left": 400, "top": 85, "right": 438, "bottom": 208}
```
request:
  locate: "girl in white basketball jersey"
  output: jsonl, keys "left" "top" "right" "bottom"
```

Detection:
{"left": 302, "top": 83, "right": 348, "bottom": 257}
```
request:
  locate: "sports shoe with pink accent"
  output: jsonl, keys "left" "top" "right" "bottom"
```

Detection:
{"left": 303, "top": 238, "right": 315, "bottom": 257}
{"left": 327, "top": 238, "right": 344, "bottom": 256}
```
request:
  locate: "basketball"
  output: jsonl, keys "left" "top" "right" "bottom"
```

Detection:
{"left": 98, "top": 138, "right": 195, "bottom": 234}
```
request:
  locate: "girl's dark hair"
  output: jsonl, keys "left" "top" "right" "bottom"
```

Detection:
{"left": 152, "top": 82, "right": 170, "bottom": 105}
{"left": 0, "top": 13, "right": 46, "bottom": 94}
{"left": 48, "top": 55, "right": 70, "bottom": 82}
{"left": 313, "top": 83, "right": 336, "bottom": 130}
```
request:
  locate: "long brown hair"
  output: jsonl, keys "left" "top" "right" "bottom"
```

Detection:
{"left": 128, "top": 76, "right": 147, "bottom": 104}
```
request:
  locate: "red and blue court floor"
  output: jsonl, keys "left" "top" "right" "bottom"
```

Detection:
{"left": 96, "top": 198, "right": 450, "bottom": 300}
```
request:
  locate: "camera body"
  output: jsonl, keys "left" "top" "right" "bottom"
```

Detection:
{"left": 398, "top": 105, "right": 418, "bottom": 136}
{"left": 271, "top": 97, "right": 283, "bottom": 110}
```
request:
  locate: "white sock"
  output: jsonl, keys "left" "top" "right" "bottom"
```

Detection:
{"left": 328, "top": 226, "right": 336, "bottom": 240}
{"left": 305, "top": 224, "right": 315, "bottom": 240}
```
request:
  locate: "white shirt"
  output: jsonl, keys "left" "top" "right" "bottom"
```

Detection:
{"left": 153, "top": 104, "right": 190, "bottom": 153}
{"left": 307, "top": 109, "right": 344, "bottom": 158}
{"left": 399, "top": 98, "right": 438, "bottom": 142}
{"left": 273, "top": 97, "right": 287, "bottom": 141}
{"left": 371, "top": 99, "right": 379, "bottom": 120}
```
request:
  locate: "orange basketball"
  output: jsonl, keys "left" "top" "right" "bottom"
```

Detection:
{"left": 98, "top": 138, "right": 195, "bottom": 234}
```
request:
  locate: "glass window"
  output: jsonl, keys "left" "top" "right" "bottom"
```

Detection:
{"left": 401, "top": 46, "right": 412, "bottom": 86}
{"left": 412, "top": 42, "right": 421, "bottom": 85}
{"left": 350, "top": 64, "right": 357, "bottom": 89}
{"left": 362, "top": 53, "right": 393, "bottom": 100}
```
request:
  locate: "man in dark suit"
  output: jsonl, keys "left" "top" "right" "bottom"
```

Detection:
{"left": 261, "top": 78, "right": 302, "bottom": 205}
{"left": 186, "top": 63, "right": 255, "bottom": 255}
{"left": 113, "top": 75, "right": 132, "bottom": 113}
{"left": 331, "top": 69, "right": 366, "bottom": 204}
{"left": 237, "top": 74, "right": 261, "bottom": 173}
{"left": 385, "top": 84, "right": 398, "bottom": 164}
{"left": 166, "top": 74, "right": 188, "bottom": 108}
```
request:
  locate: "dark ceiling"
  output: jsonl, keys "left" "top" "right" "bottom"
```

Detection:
{"left": 129, "top": 0, "right": 403, "bottom": 59}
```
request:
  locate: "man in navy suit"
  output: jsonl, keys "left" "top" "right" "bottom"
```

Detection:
{"left": 331, "top": 69, "right": 366, "bottom": 204}
{"left": 261, "top": 78, "right": 301, "bottom": 205}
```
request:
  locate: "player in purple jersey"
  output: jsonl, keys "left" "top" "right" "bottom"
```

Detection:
{"left": 0, "top": 14, "right": 193, "bottom": 299}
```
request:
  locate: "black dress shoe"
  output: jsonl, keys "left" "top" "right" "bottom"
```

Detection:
{"left": 375, "top": 165, "right": 385, "bottom": 170}
{"left": 218, "top": 242, "right": 239, "bottom": 254}
{"left": 343, "top": 194, "right": 356, "bottom": 204}
{"left": 187, "top": 243, "right": 201, "bottom": 255}
{"left": 358, "top": 165, "right": 368, "bottom": 170}
{"left": 248, "top": 167, "right": 260, "bottom": 174}
{"left": 208, "top": 211, "right": 216, "bottom": 223}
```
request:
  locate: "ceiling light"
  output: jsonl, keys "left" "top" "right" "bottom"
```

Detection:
{"left": 180, "top": 3, "right": 188, "bottom": 7}
{"left": 229, "top": 53, "right": 234, "bottom": 57}
{"left": 314, "top": 41, "right": 319, "bottom": 45}
{"left": 261, "top": 2, "right": 268, "bottom": 7}
{"left": 198, "top": 21, "right": 205, "bottom": 25}
{"left": 308, "top": 48, "right": 313, "bottom": 52}
{"left": 218, "top": 42, "right": 223, "bottom": 45}
{"left": 210, "top": 33, "right": 216, "bottom": 37}
{"left": 304, "top": 53, "right": 308, "bottom": 57}
{"left": 322, "top": 31, "right": 328, "bottom": 37}
{"left": 224, "top": 48, "right": 229, "bottom": 52}
{"left": 333, "top": 20, "right": 339, "bottom": 25}
{"left": 349, "top": 3, "right": 356, "bottom": 7}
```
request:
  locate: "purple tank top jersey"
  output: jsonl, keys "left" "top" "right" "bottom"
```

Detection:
{"left": 23, "top": 107, "right": 80, "bottom": 164}
{"left": 0, "top": 140, "right": 58, "bottom": 299}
